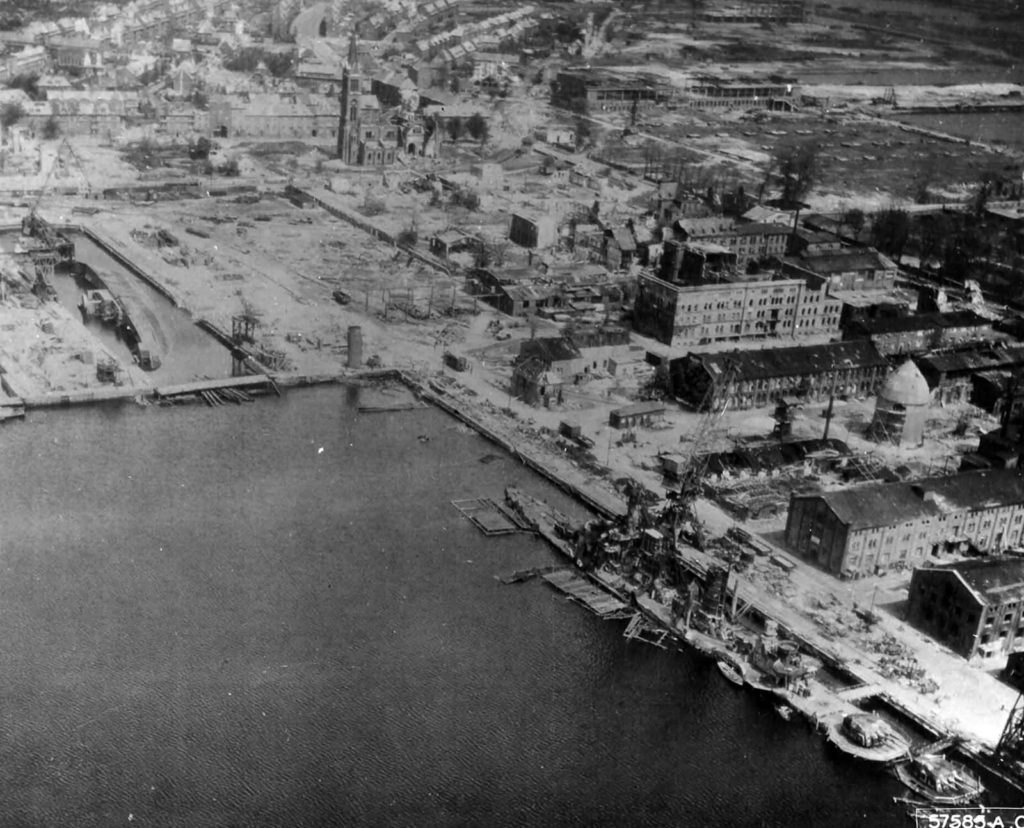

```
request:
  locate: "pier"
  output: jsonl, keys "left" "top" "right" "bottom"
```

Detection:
{"left": 451, "top": 497, "right": 532, "bottom": 536}
{"left": 542, "top": 569, "right": 633, "bottom": 619}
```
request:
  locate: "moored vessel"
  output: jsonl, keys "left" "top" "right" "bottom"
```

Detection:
{"left": 825, "top": 712, "right": 911, "bottom": 763}
{"left": 894, "top": 753, "right": 985, "bottom": 805}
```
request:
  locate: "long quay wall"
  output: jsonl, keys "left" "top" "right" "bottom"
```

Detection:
{"left": 401, "top": 373, "right": 627, "bottom": 520}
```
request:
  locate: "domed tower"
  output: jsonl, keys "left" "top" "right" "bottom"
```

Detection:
{"left": 868, "top": 359, "right": 930, "bottom": 447}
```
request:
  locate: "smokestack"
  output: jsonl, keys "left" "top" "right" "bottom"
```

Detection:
{"left": 347, "top": 326, "right": 363, "bottom": 369}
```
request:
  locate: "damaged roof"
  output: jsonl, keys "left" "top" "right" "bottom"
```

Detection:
{"left": 918, "top": 345, "right": 1024, "bottom": 378}
{"left": 516, "top": 336, "right": 581, "bottom": 365}
{"left": 850, "top": 310, "right": 991, "bottom": 335}
{"left": 813, "top": 469, "right": 1024, "bottom": 531}
{"left": 787, "top": 249, "right": 896, "bottom": 275}
{"left": 921, "top": 556, "right": 1024, "bottom": 605}
{"left": 693, "top": 340, "right": 888, "bottom": 382}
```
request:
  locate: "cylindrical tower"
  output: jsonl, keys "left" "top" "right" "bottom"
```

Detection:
{"left": 347, "top": 325, "right": 362, "bottom": 369}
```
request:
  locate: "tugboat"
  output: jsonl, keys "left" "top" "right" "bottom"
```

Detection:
{"left": 894, "top": 753, "right": 985, "bottom": 805}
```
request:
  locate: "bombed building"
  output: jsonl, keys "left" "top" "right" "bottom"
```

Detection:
{"left": 632, "top": 272, "right": 842, "bottom": 348}
{"left": 907, "top": 556, "right": 1024, "bottom": 661}
{"left": 670, "top": 340, "right": 888, "bottom": 411}
{"left": 786, "top": 469, "right": 1024, "bottom": 578}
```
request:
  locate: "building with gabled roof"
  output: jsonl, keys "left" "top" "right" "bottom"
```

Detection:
{"left": 786, "top": 470, "right": 1024, "bottom": 578}
{"left": 908, "top": 556, "right": 1024, "bottom": 660}
{"left": 843, "top": 310, "right": 997, "bottom": 358}
{"left": 782, "top": 248, "right": 898, "bottom": 291}
{"left": 671, "top": 339, "right": 888, "bottom": 411}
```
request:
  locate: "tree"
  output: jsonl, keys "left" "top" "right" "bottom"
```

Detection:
{"left": 0, "top": 101, "right": 25, "bottom": 130}
{"left": 573, "top": 115, "right": 591, "bottom": 151}
{"left": 917, "top": 212, "right": 953, "bottom": 266}
{"left": 841, "top": 207, "right": 865, "bottom": 242}
{"left": 473, "top": 238, "right": 509, "bottom": 269}
{"left": 41, "top": 115, "right": 60, "bottom": 140}
{"left": 446, "top": 117, "right": 464, "bottom": 142}
{"left": 6, "top": 73, "right": 39, "bottom": 100}
{"left": 870, "top": 207, "right": 911, "bottom": 262}
{"left": 771, "top": 139, "right": 819, "bottom": 206}
{"left": 451, "top": 187, "right": 480, "bottom": 211}
{"left": 466, "top": 112, "right": 489, "bottom": 149}
{"left": 397, "top": 226, "right": 418, "bottom": 247}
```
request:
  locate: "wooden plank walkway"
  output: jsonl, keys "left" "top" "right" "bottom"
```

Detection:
{"left": 542, "top": 569, "right": 632, "bottom": 618}
{"left": 155, "top": 375, "right": 271, "bottom": 398}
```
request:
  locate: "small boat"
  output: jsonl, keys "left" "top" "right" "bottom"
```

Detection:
{"left": 894, "top": 754, "right": 985, "bottom": 806}
{"left": 776, "top": 705, "right": 793, "bottom": 720}
{"left": 716, "top": 659, "right": 745, "bottom": 687}
{"left": 332, "top": 289, "right": 352, "bottom": 305}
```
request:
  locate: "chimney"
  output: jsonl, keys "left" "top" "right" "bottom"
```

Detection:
{"left": 911, "top": 484, "right": 937, "bottom": 503}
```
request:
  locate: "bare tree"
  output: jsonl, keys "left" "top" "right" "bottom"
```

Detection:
{"left": 771, "top": 139, "right": 819, "bottom": 206}
{"left": 841, "top": 207, "right": 865, "bottom": 242}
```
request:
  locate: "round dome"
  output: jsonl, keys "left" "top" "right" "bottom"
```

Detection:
{"left": 879, "top": 360, "right": 930, "bottom": 407}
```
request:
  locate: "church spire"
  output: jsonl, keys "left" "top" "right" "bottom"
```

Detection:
{"left": 347, "top": 26, "right": 359, "bottom": 71}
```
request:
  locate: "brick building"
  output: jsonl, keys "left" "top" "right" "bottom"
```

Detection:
{"left": 671, "top": 339, "right": 888, "bottom": 411}
{"left": 664, "top": 222, "right": 790, "bottom": 273}
{"left": 684, "top": 74, "right": 797, "bottom": 110}
{"left": 907, "top": 556, "right": 1024, "bottom": 660}
{"left": 917, "top": 345, "right": 1024, "bottom": 407}
{"left": 633, "top": 272, "right": 842, "bottom": 348}
{"left": 551, "top": 71, "right": 672, "bottom": 114}
{"left": 785, "top": 470, "right": 1024, "bottom": 578}
{"left": 209, "top": 93, "right": 338, "bottom": 140}
{"left": 782, "top": 248, "right": 898, "bottom": 292}
{"left": 843, "top": 310, "right": 997, "bottom": 358}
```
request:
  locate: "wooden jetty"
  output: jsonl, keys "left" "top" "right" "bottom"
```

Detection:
{"left": 452, "top": 498, "right": 532, "bottom": 536}
{"left": 155, "top": 375, "right": 271, "bottom": 400}
{"left": 542, "top": 569, "right": 633, "bottom": 619}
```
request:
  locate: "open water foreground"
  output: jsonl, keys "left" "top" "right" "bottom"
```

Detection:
{"left": 0, "top": 387, "right": 906, "bottom": 826}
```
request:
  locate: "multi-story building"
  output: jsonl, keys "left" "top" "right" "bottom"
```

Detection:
{"left": 684, "top": 74, "right": 797, "bottom": 110}
{"left": 917, "top": 345, "right": 1024, "bottom": 406}
{"left": 671, "top": 339, "right": 888, "bottom": 411}
{"left": 843, "top": 310, "right": 998, "bottom": 358}
{"left": 551, "top": 71, "right": 672, "bottom": 114}
{"left": 633, "top": 272, "right": 843, "bottom": 348}
{"left": 782, "top": 248, "right": 898, "bottom": 292}
{"left": 21, "top": 90, "right": 140, "bottom": 136}
{"left": 49, "top": 37, "right": 104, "bottom": 72}
{"left": 907, "top": 556, "right": 1024, "bottom": 660}
{"left": 666, "top": 220, "right": 790, "bottom": 272}
{"left": 210, "top": 93, "right": 338, "bottom": 140}
{"left": 785, "top": 469, "right": 1024, "bottom": 578}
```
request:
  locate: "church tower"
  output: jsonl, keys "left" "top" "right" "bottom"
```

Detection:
{"left": 338, "top": 30, "right": 361, "bottom": 163}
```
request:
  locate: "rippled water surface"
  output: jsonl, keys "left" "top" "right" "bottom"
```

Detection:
{"left": 0, "top": 388, "right": 904, "bottom": 826}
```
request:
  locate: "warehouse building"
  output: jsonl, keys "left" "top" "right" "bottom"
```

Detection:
{"left": 785, "top": 469, "right": 1024, "bottom": 578}
{"left": 907, "top": 556, "right": 1024, "bottom": 660}
{"left": 670, "top": 340, "right": 888, "bottom": 411}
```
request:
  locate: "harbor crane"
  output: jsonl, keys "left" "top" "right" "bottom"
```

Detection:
{"left": 660, "top": 360, "right": 739, "bottom": 551}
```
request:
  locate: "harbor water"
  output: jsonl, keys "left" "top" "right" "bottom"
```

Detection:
{"left": 0, "top": 387, "right": 907, "bottom": 826}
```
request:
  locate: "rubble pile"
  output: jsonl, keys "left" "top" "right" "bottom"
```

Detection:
{"left": 866, "top": 632, "right": 938, "bottom": 692}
